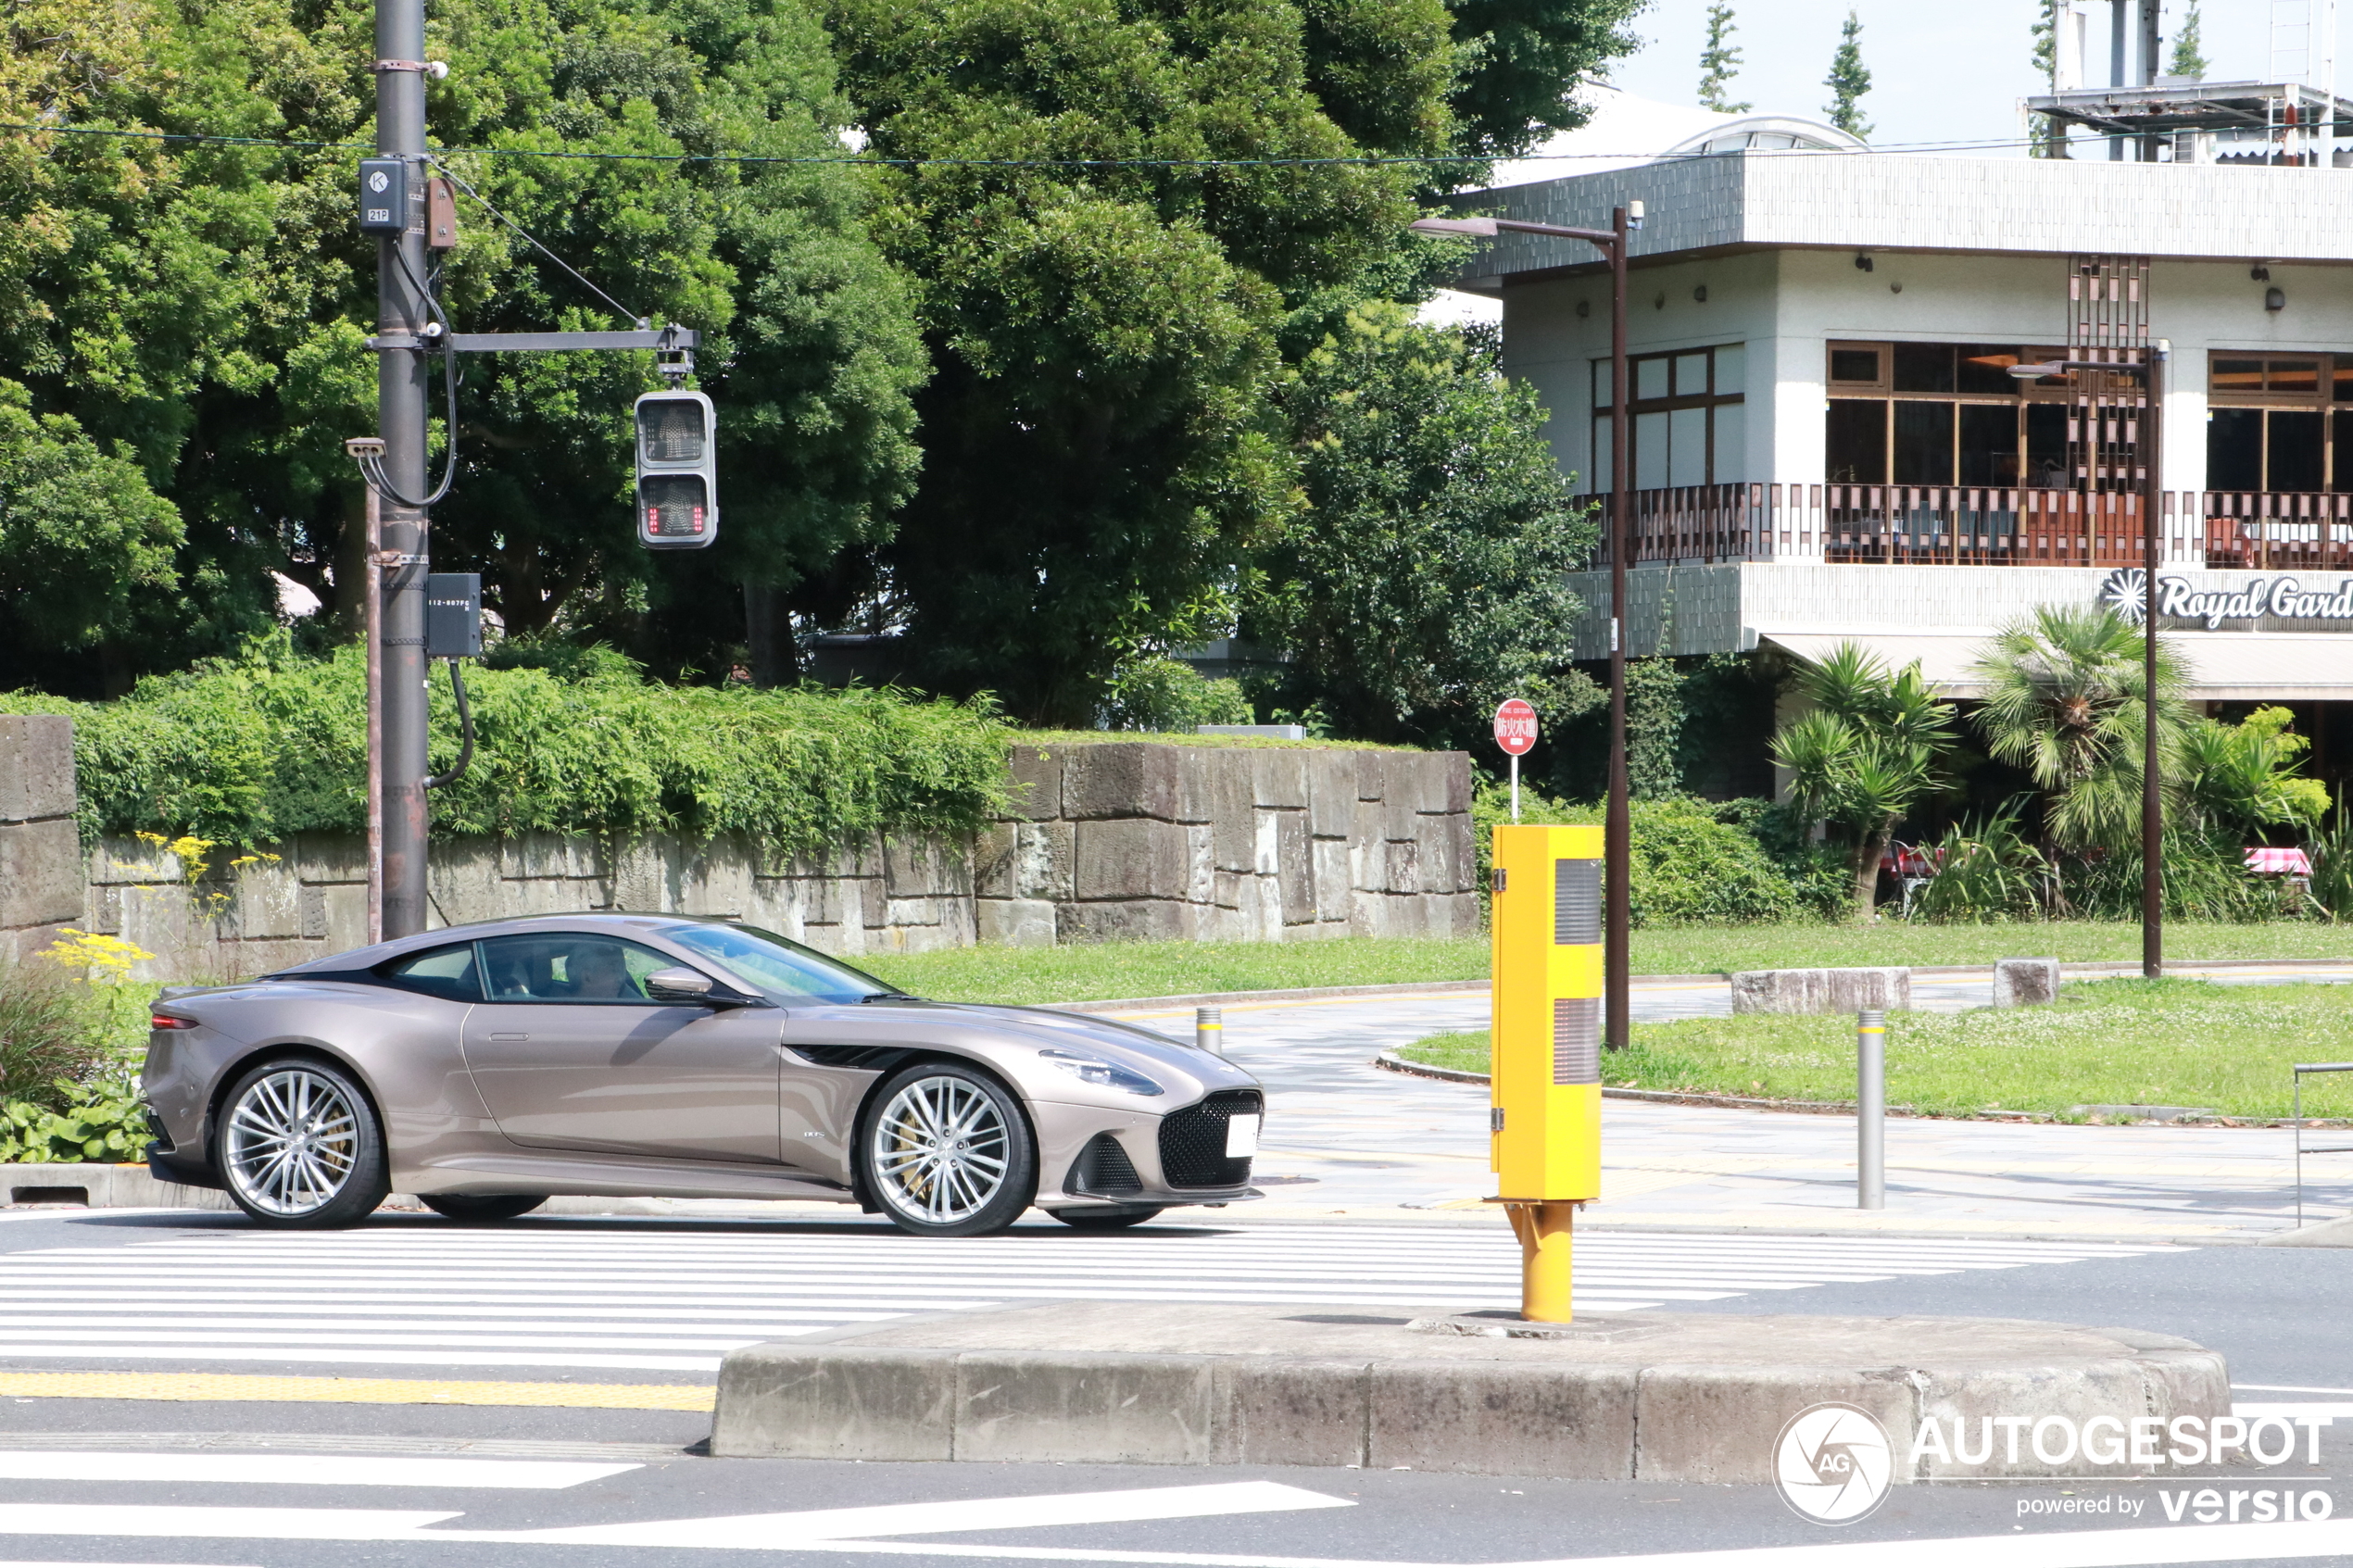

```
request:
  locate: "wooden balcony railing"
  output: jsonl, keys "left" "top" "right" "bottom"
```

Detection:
{"left": 1592, "top": 485, "right": 2353, "bottom": 571}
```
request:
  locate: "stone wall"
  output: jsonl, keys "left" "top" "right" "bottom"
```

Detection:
{"left": 0, "top": 716, "right": 78, "bottom": 960}
{"left": 46, "top": 736, "right": 1474, "bottom": 982}
{"left": 978, "top": 743, "right": 1478, "bottom": 945}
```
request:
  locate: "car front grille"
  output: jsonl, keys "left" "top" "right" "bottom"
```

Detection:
{"left": 1157, "top": 1088, "right": 1262, "bottom": 1188}
{"left": 1066, "top": 1132, "right": 1143, "bottom": 1196}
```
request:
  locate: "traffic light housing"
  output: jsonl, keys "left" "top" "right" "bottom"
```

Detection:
{"left": 634, "top": 390, "right": 717, "bottom": 549}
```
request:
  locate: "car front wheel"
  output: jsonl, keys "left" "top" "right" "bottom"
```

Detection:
{"left": 862, "top": 1061, "right": 1037, "bottom": 1236}
{"left": 217, "top": 1058, "right": 390, "bottom": 1229}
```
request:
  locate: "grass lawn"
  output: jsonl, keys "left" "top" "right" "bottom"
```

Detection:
{"left": 1394, "top": 978, "right": 2353, "bottom": 1121}
{"left": 854, "top": 936, "right": 1490, "bottom": 1005}
{"left": 1626, "top": 922, "right": 2353, "bottom": 974}
{"left": 849, "top": 922, "right": 2352, "bottom": 1007}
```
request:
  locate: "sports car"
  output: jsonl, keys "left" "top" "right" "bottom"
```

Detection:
{"left": 140, "top": 913, "right": 1265, "bottom": 1234}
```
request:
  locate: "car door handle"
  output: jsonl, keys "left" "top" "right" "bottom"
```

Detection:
{"left": 487, "top": 1033, "right": 530, "bottom": 1041}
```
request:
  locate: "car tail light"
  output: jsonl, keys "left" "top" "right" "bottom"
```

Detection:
{"left": 150, "top": 1012, "right": 198, "bottom": 1031}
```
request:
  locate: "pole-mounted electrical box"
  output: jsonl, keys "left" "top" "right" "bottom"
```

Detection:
{"left": 633, "top": 390, "right": 718, "bottom": 550}
{"left": 358, "top": 158, "right": 409, "bottom": 234}
{"left": 1489, "top": 822, "right": 1603, "bottom": 1321}
{"left": 424, "top": 573, "right": 482, "bottom": 659}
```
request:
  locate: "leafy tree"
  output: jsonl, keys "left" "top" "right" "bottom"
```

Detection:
{"left": 0, "top": 383, "right": 182, "bottom": 659}
{"left": 1697, "top": 4, "right": 1751, "bottom": 115}
{"left": 2168, "top": 2, "right": 2208, "bottom": 80}
{"left": 1822, "top": 9, "right": 1871, "bottom": 140}
{"left": 1769, "top": 643, "right": 1958, "bottom": 919}
{"left": 1445, "top": 0, "right": 1648, "bottom": 161}
{"left": 1245, "top": 307, "right": 1592, "bottom": 749}
{"left": 828, "top": 0, "right": 1461, "bottom": 724}
{"left": 1968, "top": 604, "right": 2190, "bottom": 853}
{"left": 0, "top": 0, "right": 923, "bottom": 692}
{"left": 2029, "top": 0, "right": 2060, "bottom": 157}
{"left": 2177, "top": 707, "right": 2329, "bottom": 838}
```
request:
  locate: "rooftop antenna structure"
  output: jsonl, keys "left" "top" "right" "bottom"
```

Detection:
{"left": 2272, "top": 0, "right": 2337, "bottom": 91}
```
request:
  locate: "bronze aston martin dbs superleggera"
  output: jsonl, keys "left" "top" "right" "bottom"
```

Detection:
{"left": 141, "top": 914, "right": 1265, "bottom": 1235}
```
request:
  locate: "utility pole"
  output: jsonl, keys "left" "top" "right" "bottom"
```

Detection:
{"left": 372, "top": 0, "right": 432, "bottom": 939}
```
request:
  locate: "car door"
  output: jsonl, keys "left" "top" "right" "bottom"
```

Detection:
{"left": 460, "top": 932, "right": 782, "bottom": 1163}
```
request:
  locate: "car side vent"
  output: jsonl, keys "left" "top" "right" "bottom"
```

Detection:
{"left": 787, "top": 1045, "right": 912, "bottom": 1072}
{"left": 1158, "top": 1088, "right": 1263, "bottom": 1188}
{"left": 1066, "top": 1132, "right": 1143, "bottom": 1197}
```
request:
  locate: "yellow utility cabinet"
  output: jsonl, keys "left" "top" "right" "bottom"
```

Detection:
{"left": 1489, "top": 823, "right": 1603, "bottom": 1321}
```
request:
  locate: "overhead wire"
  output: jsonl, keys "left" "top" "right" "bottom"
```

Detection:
{"left": 2, "top": 117, "right": 2142, "bottom": 167}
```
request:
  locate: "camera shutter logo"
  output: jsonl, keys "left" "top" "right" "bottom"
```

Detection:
{"left": 1773, "top": 1402, "right": 1894, "bottom": 1524}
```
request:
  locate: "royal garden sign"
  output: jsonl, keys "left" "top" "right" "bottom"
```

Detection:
{"left": 2096, "top": 568, "right": 2353, "bottom": 632}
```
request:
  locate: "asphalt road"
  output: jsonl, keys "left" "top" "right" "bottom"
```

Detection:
{"left": 2, "top": 1206, "right": 2351, "bottom": 1568}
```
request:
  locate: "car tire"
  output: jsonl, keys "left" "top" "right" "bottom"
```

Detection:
{"left": 1051, "top": 1205, "right": 1164, "bottom": 1230}
{"left": 419, "top": 1194, "right": 547, "bottom": 1222}
{"left": 861, "top": 1060, "right": 1037, "bottom": 1237}
{"left": 216, "top": 1057, "right": 391, "bottom": 1230}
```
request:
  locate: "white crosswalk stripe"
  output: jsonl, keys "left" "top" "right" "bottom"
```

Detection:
{"left": 0, "top": 1223, "right": 2185, "bottom": 1375}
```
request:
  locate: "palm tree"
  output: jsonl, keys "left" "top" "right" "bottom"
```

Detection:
{"left": 1968, "top": 604, "right": 2189, "bottom": 853}
{"left": 1769, "top": 643, "right": 1957, "bottom": 920}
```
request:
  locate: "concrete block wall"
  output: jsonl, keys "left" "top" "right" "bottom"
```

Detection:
{"left": 975, "top": 744, "right": 1478, "bottom": 947}
{"left": 0, "top": 716, "right": 80, "bottom": 960}
{"left": 69, "top": 740, "right": 1471, "bottom": 979}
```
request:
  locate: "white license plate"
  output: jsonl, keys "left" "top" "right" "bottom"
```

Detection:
{"left": 1225, "top": 1114, "right": 1260, "bottom": 1159}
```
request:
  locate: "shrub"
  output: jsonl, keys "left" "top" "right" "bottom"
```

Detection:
{"left": 1471, "top": 785, "right": 1803, "bottom": 927}
{"left": 0, "top": 960, "right": 96, "bottom": 1106}
{"left": 0, "top": 633, "right": 1013, "bottom": 863}
{"left": 0, "top": 1063, "right": 147, "bottom": 1163}
{"left": 1100, "top": 656, "right": 1254, "bottom": 733}
{"left": 1908, "top": 804, "right": 2051, "bottom": 922}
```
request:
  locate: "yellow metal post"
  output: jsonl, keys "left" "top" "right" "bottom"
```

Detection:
{"left": 1490, "top": 823, "right": 1604, "bottom": 1322}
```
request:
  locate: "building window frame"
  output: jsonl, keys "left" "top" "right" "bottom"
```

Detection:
{"left": 2205, "top": 352, "right": 2348, "bottom": 493}
{"left": 1592, "top": 343, "right": 1745, "bottom": 492}
{"left": 1823, "top": 341, "right": 2077, "bottom": 489}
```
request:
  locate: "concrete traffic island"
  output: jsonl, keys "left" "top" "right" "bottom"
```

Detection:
{"left": 710, "top": 1301, "right": 2227, "bottom": 1481}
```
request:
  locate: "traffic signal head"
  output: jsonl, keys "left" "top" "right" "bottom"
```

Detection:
{"left": 634, "top": 390, "right": 716, "bottom": 549}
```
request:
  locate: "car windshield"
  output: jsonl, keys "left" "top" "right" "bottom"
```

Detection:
{"left": 662, "top": 923, "right": 904, "bottom": 1005}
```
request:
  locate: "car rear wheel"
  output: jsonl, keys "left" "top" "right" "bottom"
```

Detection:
{"left": 420, "top": 1194, "right": 546, "bottom": 1222}
{"left": 1051, "top": 1205, "right": 1164, "bottom": 1230}
{"left": 862, "top": 1061, "right": 1036, "bottom": 1237}
{"left": 217, "top": 1059, "right": 390, "bottom": 1229}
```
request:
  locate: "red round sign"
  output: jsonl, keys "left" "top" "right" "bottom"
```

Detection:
{"left": 1493, "top": 698, "right": 1538, "bottom": 757}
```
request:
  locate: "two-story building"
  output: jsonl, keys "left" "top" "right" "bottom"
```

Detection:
{"left": 1450, "top": 132, "right": 2353, "bottom": 793}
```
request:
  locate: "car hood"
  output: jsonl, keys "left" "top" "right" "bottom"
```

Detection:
{"left": 851, "top": 997, "right": 1261, "bottom": 1096}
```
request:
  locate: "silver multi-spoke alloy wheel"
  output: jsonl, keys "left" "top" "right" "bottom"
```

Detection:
{"left": 224, "top": 1067, "right": 362, "bottom": 1218}
{"left": 871, "top": 1073, "right": 1015, "bottom": 1228}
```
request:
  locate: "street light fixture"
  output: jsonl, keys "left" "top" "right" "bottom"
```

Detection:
{"left": 1411, "top": 202, "right": 1644, "bottom": 1050}
{"left": 2007, "top": 344, "right": 2171, "bottom": 979}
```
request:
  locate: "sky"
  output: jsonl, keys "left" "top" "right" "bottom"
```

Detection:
{"left": 1602, "top": 0, "right": 2344, "bottom": 156}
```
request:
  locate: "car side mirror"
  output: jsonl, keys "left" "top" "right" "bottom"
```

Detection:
{"left": 644, "top": 967, "right": 717, "bottom": 1003}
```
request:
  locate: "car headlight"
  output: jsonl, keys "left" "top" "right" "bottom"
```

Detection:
{"left": 1038, "top": 1048, "right": 1164, "bottom": 1097}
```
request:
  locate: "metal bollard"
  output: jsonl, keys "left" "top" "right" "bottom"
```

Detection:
{"left": 1856, "top": 1009, "right": 1885, "bottom": 1210}
{"left": 1196, "top": 1006, "right": 1224, "bottom": 1057}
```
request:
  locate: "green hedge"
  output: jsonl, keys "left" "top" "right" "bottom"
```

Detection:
{"left": 0, "top": 635, "right": 1013, "bottom": 860}
{"left": 1470, "top": 784, "right": 1806, "bottom": 926}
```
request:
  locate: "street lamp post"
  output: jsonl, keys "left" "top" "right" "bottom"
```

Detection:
{"left": 1410, "top": 206, "right": 1642, "bottom": 1048}
{"left": 2009, "top": 344, "right": 2170, "bottom": 978}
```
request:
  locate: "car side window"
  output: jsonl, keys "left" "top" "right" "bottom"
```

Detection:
{"left": 377, "top": 943, "right": 483, "bottom": 1003}
{"left": 479, "top": 935, "right": 675, "bottom": 1004}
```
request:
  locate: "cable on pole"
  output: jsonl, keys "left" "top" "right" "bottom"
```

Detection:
{"left": 429, "top": 157, "right": 647, "bottom": 326}
{"left": 357, "top": 245, "right": 461, "bottom": 510}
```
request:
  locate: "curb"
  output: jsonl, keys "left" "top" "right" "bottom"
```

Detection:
{"left": 1034, "top": 956, "right": 2353, "bottom": 1017}
{"left": 1048, "top": 979, "right": 1491, "bottom": 1014}
{"left": 709, "top": 1302, "right": 2230, "bottom": 1481}
{"left": 1366, "top": 1052, "right": 2351, "bottom": 1129}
